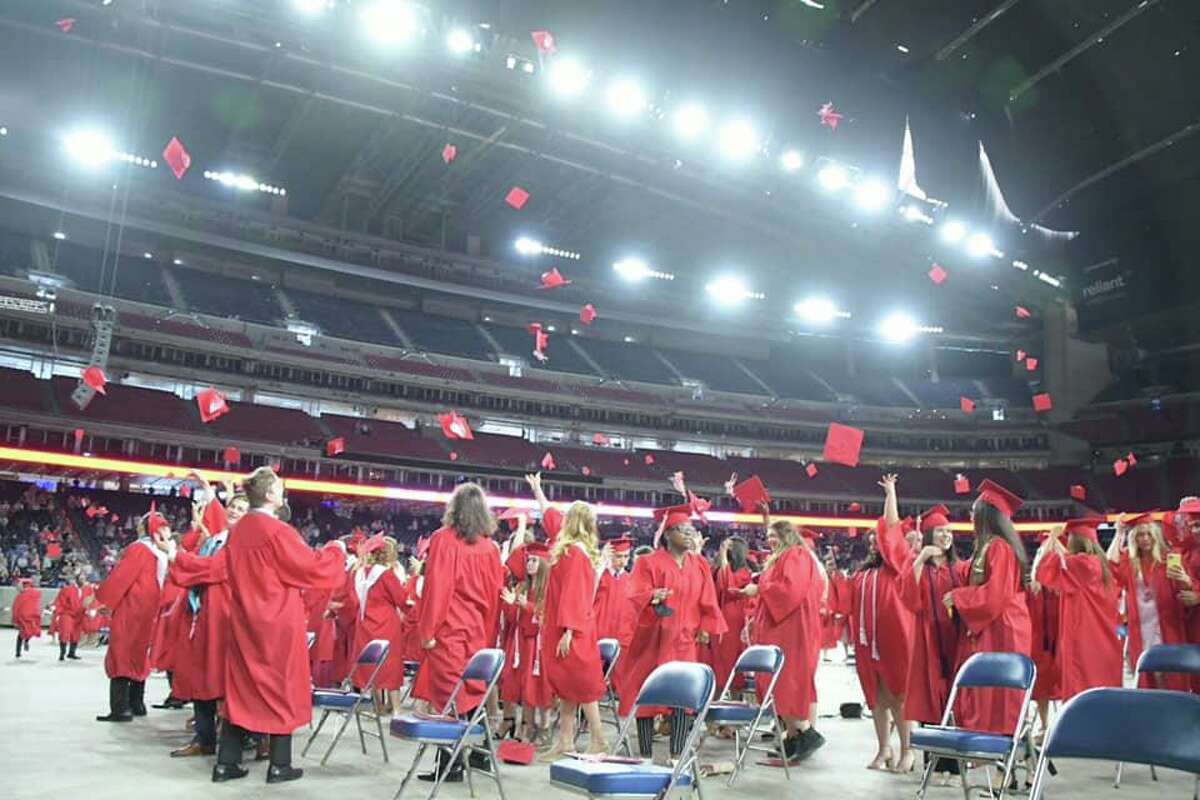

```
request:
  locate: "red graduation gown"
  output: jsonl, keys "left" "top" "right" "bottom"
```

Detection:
{"left": 543, "top": 544, "right": 607, "bottom": 703}
{"left": 11, "top": 587, "right": 43, "bottom": 639}
{"left": 351, "top": 566, "right": 407, "bottom": 690}
{"left": 752, "top": 548, "right": 822, "bottom": 717}
{"left": 1026, "top": 587, "right": 1061, "bottom": 701}
{"left": 170, "top": 541, "right": 232, "bottom": 701}
{"left": 948, "top": 540, "right": 1032, "bottom": 735}
{"left": 1112, "top": 553, "right": 1190, "bottom": 690}
{"left": 613, "top": 549, "right": 727, "bottom": 716}
{"left": 222, "top": 510, "right": 346, "bottom": 734}
{"left": 96, "top": 541, "right": 163, "bottom": 680}
{"left": 499, "top": 599, "right": 526, "bottom": 703}
{"left": 1035, "top": 552, "right": 1122, "bottom": 700}
{"left": 412, "top": 527, "right": 504, "bottom": 713}
{"left": 593, "top": 569, "right": 631, "bottom": 640}
{"left": 400, "top": 574, "right": 424, "bottom": 662}
{"left": 901, "top": 560, "right": 967, "bottom": 724}
{"left": 712, "top": 565, "right": 753, "bottom": 690}
{"left": 328, "top": 571, "right": 360, "bottom": 686}
{"left": 52, "top": 585, "right": 84, "bottom": 644}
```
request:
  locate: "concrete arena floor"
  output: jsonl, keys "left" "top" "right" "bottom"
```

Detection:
{"left": 2, "top": 634, "right": 1191, "bottom": 800}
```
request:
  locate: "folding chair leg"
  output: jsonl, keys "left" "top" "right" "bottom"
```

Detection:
{"left": 464, "top": 748, "right": 476, "bottom": 799}
{"left": 915, "top": 757, "right": 936, "bottom": 799}
{"left": 376, "top": 711, "right": 390, "bottom": 763}
{"left": 302, "top": 710, "right": 331, "bottom": 758}
{"left": 1150, "top": 765, "right": 1158, "bottom": 781}
{"left": 321, "top": 713, "right": 354, "bottom": 766}
{"left": 1191, "top": 774, "right": 1197, "bottom": 800}
{"left": 356, "top": 710, "right": 368, "bottom": 754}
{"left": 1027, "top": 754, "right": 1051, "bottom": 800}
{"left": 394, "top": 743, "right": 427, "bottom": 800}
{"left": 430, "top": 741, "right": 468, "bottom": 800}
{"left": 774, "top": 712, "right": 791, "bottom": 783}
{"left": 1114, "top": 761, "right": 1123, "bottom": 789}
{"left": 958, "top": 760, "right": 972, "bottom": 800}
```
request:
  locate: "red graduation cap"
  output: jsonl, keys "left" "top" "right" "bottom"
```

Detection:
{"left": 347, "top": 528, "right": 368, "bottom": 553}
{"left": 528, "top": 322, "right": 550, "bottom": 360}
{"left": 538, "top": 268, "right": 570, "bottom": 289}
{"left": 580, "top": 303, "right": 597, "bottom": 325}
{"left": 1064, "top": 516, "right": 1106, "bottom": 544}
{"left": 977, "top": 479, "right": 1023, "bottom": 517}
{"left": 325, "top": 437, "right": 346, "bottom": 457}
{"left": 196, "top": 388, "right": 229, "bottom": 423}
{"left": 222, "top": 446, "right": 241, "bottom": 465}
{"left": 162, "top": 136, "right": 191, "bottom": 180}
{"left": 1126, "top": 452, "right": 1138, "bottom": 467}
{"left": 654, "top": 504, "right": 694, "bottom": 529}
{"left": 592, "top": 432, "right": 611, "bottom": 446}
{"left": 505, "top": 186, "right": 530, "bottom": 209}
{"left": 496, "top": 738, "right": 536, "bottom": 765}
{"left": 1113, "top": 458, "right": 1129, "bottom": 477}
{"left": 687, "top": 491, "right": 712, "bottom": 523}
{"left": 817, "top": 101, "right": 843, "bottom": 130}
{"left": 441, "top": 143, "right": 457, "bottom": 164}
{"left": 920, "top": 505, "right": 951, "bottom": 532}
{"left": 541, "top": 452, "right": 556, "bottom": 470}
{"left": 609, "top": 537, "right": 633, "bottom": 553}
{"left": 361, "top": 533, "right": 386, "bottom": 555}
{"left": 960, "top": 396, "right": 976, "bottom": 414}
{"left": 1016, "top": 350, "right": 1026, "bottom": 362}
{"left": 73, "top": 427, "right": 85, "bottom": 448}
{"left": 56, "top": 17, "right": 76, "bottom": 33}
{"left": 823, "top": 422, "right": 864, "bottom": 467}
{"left": 805, "top": 463, "right": 819, "bottom": 478}
{"left": 1032, "top": 393, "right": 1053, "bottom": 412}
{"left": 1070, "top": 484, "right": 1087, "bottom": 501}
{"left": 530, "top": 30, "right": 557, "bottom": 56}
{"left": 46, "top": 542, "right": 62, "bottom": 559}
{"left": 438, "top": 411, "right": 474, "bottom": 440}
{"left": 732, "top": 475, "right": 771, "bottom": 513}
{"left": 202, "top": 499, "right": 228, "bottom": 534}
{"left": 449, "top": 451, "right": 458, "bottom": 461}
{"left": 848, "top": 501, "right": 862, "bottom": 513}
{"left": 180, "top": 485, "right": 192, "bottom": 499}
{"left": 1015, "top": 305, "right": 1032, "bottom": 319}
{"left": 145, "top": 501, "right": 169, "bottom": 535}
{"left": 900, "top": 516, "right": 916, "bottom": 534}
{"left": 643, "top": 453, "right": 655, "bottom": 465}
{"left": 1179, "top": 497, "right": 1200, "bottom": 515}
{"left": 526, "top": 541, "right": 551, "bottom": 558}
{"left": 928, "top": 264, "right": 947, "bottom": 285}
{"left": 82, "top": 366, "right": 107, "bottom": 394}
{"left": 1123, "top": 511, "right": 1156, "bottom": 527}
{"left": 1026, "top": 357, "right": 1039, "bottom": 371}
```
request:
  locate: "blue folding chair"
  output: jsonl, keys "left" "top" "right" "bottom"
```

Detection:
{"left": 911, "top": 652, "right": 1036, "bottom": 800}
{"left": 1029, "top": 687, "right": 1200, "bottom": 800}
{"left": 597, "top": 639, "right": 622, "bottom": 730}
{"left": 702, "top": 644, "right": 789, "bottom": 785}
{"left": 303, "top": 638, "right": 391, "bottom": 765}
{"left": 390, "top": 648, "right": 507, "bottom": 800}
{"left": 1113, "top": 644, "right": 1200, "bottom": 789}
{"left": 549, "top": 661, "right": 715, "bottom": 800}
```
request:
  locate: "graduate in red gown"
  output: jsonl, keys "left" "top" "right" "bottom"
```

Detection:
{"left": 614, "top": 504, "right": 726, "bottom": 759}
{"left": 51, "top": 573, "right": 86, "bottom": 661}
{"left": 11, "top": 578, "right": 42, "bottom": 657}
{"left": 1034, "top": 518, "right": 1122, "bottom": 700}
{"left": 1169, "top": 498, "right": 1200, "bottom": 692}
{"left": 542, "top": 501, "right": 610, "bottom": 758}
{"left": 350, "top": 534, "right": 407, "bottom": 706}
{"left": 593, "top": 538, "right": 633, "bottom": 640}
{"left": 510, "top": 544, "right": 554, "bottom": 742}
{"left": 95, "top": 509, "right": 170, "bottom": 722}
{"left": 1025, "top": 576, "right": 1060, "bottom": 738}
{"left": 1107, "top": 512, "right": 1190, "bottom": 689}
{"left": 157, "top": 467, "right": 347, "bottom": 784}
{"left": 744, "top": 514, "right": 825, "bottom": 762}
{"left": 944, "top": 480, "right": 1032, "bottom": 736}
{"left": 711, "top": 536, "right": 754, "bottom": 694}
{"left": 166, "top": 492, "right": 248, "bottom": 757}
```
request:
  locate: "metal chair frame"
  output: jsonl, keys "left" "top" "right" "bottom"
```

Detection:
{"left": 701, "top": 644, "right": 789, "bottom": 785}
{"left": 302, "top": 638, "right": 391, "bottom": 766}
{"left": 1113, "top": 644, "right": 1200, "bottom": 794}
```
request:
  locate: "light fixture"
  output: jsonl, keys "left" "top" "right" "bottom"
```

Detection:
{"left": 63, "top": 129, "right": 116, "bottom": 168}
{"left": 203, "top": 170, "right": 286, "bottom": 195}
{"left": 613, "top": 257, "right": 673, "bottom": 282}
{"left": 514, "top": 237, "right": 544, "bottom": 256}
{"left": 361, "top": 1, "right": 420, "bottom": 46}
{"left": 940, "top": 219, "right": 967, "bottom": 244}
{"left": 1, "top": 126, "right": 9, "bottom": 136}
{"left": 143, "top": 252, "right": 153, "bottom": 259}
{"left": 706, "top": 276, "right": 763, "bottom": 306}
{"left": 172, "top": 258, "right": 184, "bottom": 266}
{"left": 606, "top": 79, "right": 647, "bottom": 117}
{"left": 52, "top": 231, "right": 67, "bottom": 241}
{"left": 1011, "top": 259, "right": 1029, "bottom": 271}
{"left": 293, "top": 0, "right": 330, "bottom": 13}
{"left": 896, "top": 44, "right": 910, "bottom": 53}
{"left": 1035, "top": 272, "right": 1063, "bottom": 288}
{"left": 854, "top": 179, "right": 891, "bottom": 212}
{"left": 966, "top": 232, "right": 997, "bottom": 258}
{"left": 548, "top": 57, "right": 590, "bottom": 96}
{"left": 717, "top": 119, "right": 759, "bottom": 160}
{"left": 623, "top": 335, "right": 636, "bottom": 343}
{"left": 672, "top": 104, "right": 709, "bottom": 139}
{"left": 794, "top": 297, "right": 848, "bottom": 325}
{"left": 817, "top": 163, "right": 850, "bottom": 192}
{"left": 780, "top": 150, "right": 804, "bottom": 172}
{"left": 879, "top": 312, "right": 921, "bottom": 344}
{"left": 446, "top": 29, "right": 477, "bottom": 55}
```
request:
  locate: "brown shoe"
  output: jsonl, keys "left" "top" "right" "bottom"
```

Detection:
{"left": 171, "top": 742, "right": 216, "bottom": 758}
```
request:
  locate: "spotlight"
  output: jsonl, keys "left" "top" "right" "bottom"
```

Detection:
{"left": 53, "top": 231, "right": 67, "bottom": 241}
{"left": 514, "top": 237, "right": 544, "bottom": 256}
{"left": 143, "top": 252, "right": 153, "bottom": 259}
{"left": 614, "top": 257, "right": 651, "bottom": 281}
{"left": 717, "top": 120, "right": 759, "bottom": 160}
{"left": 606, "top": 79, "right": 647, "bottom": 117}
{"left": 794, "top": 297, "right": 846, "bottom": 325}
{"left": 548, "top": 57, "right": 590, "bottom": 96}
{"left": 940, "top": 219, "right": 967, "bottom": 244}
{"left": 817, "top": 163, "right": 849, "bottom": 192}
{"left": 854, "top": 179, "right": 891, "bottom": 212}
{"left": 293, "top": 0, "right": 330, "bottom": 13}
{"left": 63, "top": 129, "right": 116, "bottom": 168}
{"left": 879, "top": 312, "right": 919, "bottom": 344}
{"left": 706, "top": 276, "right": 763, "bottom": 306}
{"left": 361, "top": 1, "right": 420, "bottom": 45}
{"left": 172, "top": 258, "right": 184, "bottom": 266}
{"left": 780, "top": 150, "right": 804, "bottom": 172}
{"left": 446, "top": 29, "right": 477, "bottom": 55}
{"left": 966, "top": 232, "right": 996, "bottom": 258}
{"left": 672, "top": 104, "right": 709, "bottom": 139}
{"left": 0, "top": 126, "right": 7, "bottom": 136}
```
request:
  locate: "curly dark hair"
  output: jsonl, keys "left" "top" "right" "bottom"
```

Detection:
{"left": 442, "top": 482, "right": 496, "bottom": 543}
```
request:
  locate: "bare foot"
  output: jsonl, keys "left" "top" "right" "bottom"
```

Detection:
{"left": 892, "top": 750, "right": 916, "bottom": 774}
{"left": 586, "top": 739, "right": 610, "bottom": 755}
{"left": 867, "top": 748, "right": 894, "bottom": 770}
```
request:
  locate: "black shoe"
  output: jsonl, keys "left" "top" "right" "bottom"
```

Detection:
{"left": 98, "top": 677, "right": 132, "bottom": 722}
{"left": 67, "top": 654, "right": 81, "bottom": 660}
{"left": 265, "top": 766, "right": 304, "bottom": 784}
{"left": 792, "top": 728, "right": 826, "bottom": 762}
{"left": 211, "top": 764, "right": 249, "bottom": 783}
{"left": 468, "top": 750, "right": 492, "bottom": 770}
{"left": 782, "top": 735, "right": 799, "bottom": 761}
{"left": 417, "top": 768, "right": 463, "bottom": 784}
{"left": 96, "top": 712, "right": 134, "bottom": 722}
{"left": 152, "top": 697, "right": 187, "bottom": 710}
{"left": 129, "top": 681, "right": 148, "bottom": 716}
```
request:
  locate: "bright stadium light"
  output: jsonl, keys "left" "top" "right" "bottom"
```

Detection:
{"left": 902, "top": 204, "right": 934, "bottom": 224}
{"left": 514, "top": 237, "right": 544, "bottom": 256}
{"left": 606, "top": 78, "right": 647, "bottom": 117}
{"left": 706, "top": 276, "right": 763, "bottom": 306}
{"left": 717, "top": 119, "right": 759, "bottom": 160}
{"left": 879, "top": 312, "right": 920, "bottom": 344}
{"left": 446, "top": 28, "right": 477, "bottom": 55}
{"left": 53, "top": 231, "right": 67, "bottom": 241}
{"left": 966, "top": 231, "right": 997, "bottom": 258}
{"left": 817, "top": 163, "right": 849, "bottom": 192}
{"left": 794, "top": 297, "right": 844, "bottom": 325}
{"left": 614, "top": 257, "right": 651, "bottom": 281}
{"left": 548, "top": 57, "right": 590, "bottom": 96}
{"left": 294, "top": 0, "right": 331, "bottom": 14}
{"left": 854, "top": 179, "right": 891, "bottom": 212}
{"left": 940, "top": 219, "right": 968, "bottom": 244}
{"left": 673, "top": 104, "right": 709, "bottom": 139}
{"left": 780, "top": 150, "right": 804, "bottom": 172}
{"left": 63, "top": 129, "right": 116, "bottom": 168}
{"left": 361, "top": 1, "right": 420, "bottom": 46}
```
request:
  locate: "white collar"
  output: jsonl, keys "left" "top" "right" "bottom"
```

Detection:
{"left": 355, "top": 564, "right": 387, "bottom": 618}
{"left": 137, "top": 539, "right": 169, "bottom": 590}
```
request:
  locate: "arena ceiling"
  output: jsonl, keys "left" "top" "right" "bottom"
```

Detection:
{"left": 0, "top": 0, "right": 1197, "bottom": 350}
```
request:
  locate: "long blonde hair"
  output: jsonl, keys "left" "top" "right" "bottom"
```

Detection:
{"left": 549, "top": 501, "right": 601, "bottom": 568}
{"left": 764, "top": 520, "right": 803, "bottom": 571}
{"left": 1126, "top": 522, "right": 1167, "bottom": 580}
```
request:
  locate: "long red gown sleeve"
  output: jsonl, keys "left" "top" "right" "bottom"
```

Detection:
{"left": 752, "top": 548, "right": 821, "bottom": 717}
{"left": 1035, "top": 551, "right": 1122, "bottom": 699}
{"left": 542, "top": 508, "right": 564, "bottom": 545}
{"left": 542, "top": 545, "right": 607, "bottom": 703}
{"left": 95, "top": 543, "right": 161, "bottom": 680}
{"left": 417, "top": 530, "right": 457, "bottom": 646}
{"left": 693, "top": 555, "right": 729, "bottom": 638}
{"left": 950, "top": 541, "right": 1023, "bottom": 635}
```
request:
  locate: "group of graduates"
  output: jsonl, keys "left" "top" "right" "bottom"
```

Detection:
{"left": 11, "top": 572, "right": 106, "bottom": 660}
{"left": 54, "top": 458, "right": 1200, "bottom": 788}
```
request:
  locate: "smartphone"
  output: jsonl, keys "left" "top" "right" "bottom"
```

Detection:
{"left": 1167, "top": 552, "right": 1183, "bottom": 572}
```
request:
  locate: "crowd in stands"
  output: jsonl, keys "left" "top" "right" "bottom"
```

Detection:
{"left": 0, "top": 482, "right": 94, "bottom": 587}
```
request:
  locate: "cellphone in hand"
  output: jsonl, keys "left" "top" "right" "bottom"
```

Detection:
{"left": 1167, "top": 552, "right": 1183, "bottom": 572}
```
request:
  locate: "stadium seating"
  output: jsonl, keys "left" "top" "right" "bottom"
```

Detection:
{"left": 576, "top": 337, "right": 671, "bottom": 385}
{"left": 390, "top": 309, "right": 493, "bottom": 360}
{"left": 473, "top": 370, "right": 568, "bottom": 396}
{"left": 658, "top": 348, "right": 765, "bottom": 395}
{"left": 443, "top": 432, "right": 541, "bottom": 469}
{"left": 364, "top": 354, "right": 476, "bottom": 383}
{"left": 50, "top": 377, "right": 200, "bottom": 432}
{"left": 286, "top": 288, "right": 402, "bottom": 347}
{"left": 205, "top": 400, "right": 326, "bottom": 445}
{"left": 1, "top": 367, "right": 53, "bottom": 413}
{"left": 321, "top": 414, "right": 450, "bottom": 461}
{"left": 174, "top": 269, "right": 282, "bottom": 325}
{"left": 482, "top": 322, "right": 598, "bottom": 377}
{"left": 745, "top": 351, "right": 837, "bottom": 402}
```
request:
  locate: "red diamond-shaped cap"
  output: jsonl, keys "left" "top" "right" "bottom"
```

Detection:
{"left": 505, "top": 186, "right": 530, "bottom": 209}
{"left": 162, "top": 136, "right": 191, "bottom": 180}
